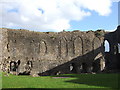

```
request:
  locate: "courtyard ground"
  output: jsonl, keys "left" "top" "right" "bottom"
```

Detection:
{"left": 2, "top": 72, "right": 119, "bottom": 89}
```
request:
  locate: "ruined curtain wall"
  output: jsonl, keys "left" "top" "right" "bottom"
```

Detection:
{"left": 1, "top": 29, "right": 105, "bottom": 74}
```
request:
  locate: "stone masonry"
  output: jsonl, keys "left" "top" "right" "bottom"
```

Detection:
{"left": 0, "top": 26, "right": 120, "bottom": 76}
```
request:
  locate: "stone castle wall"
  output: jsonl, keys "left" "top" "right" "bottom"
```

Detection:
{"left": 0, "top": 28, "right": 108, "bottom": 75}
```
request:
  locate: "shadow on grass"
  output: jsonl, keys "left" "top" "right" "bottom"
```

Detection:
{"left": 56, "top": 74, "right": 119, "bottom": 89}
{"left": 2, "top": 73, "right": 119, "bottom": 89}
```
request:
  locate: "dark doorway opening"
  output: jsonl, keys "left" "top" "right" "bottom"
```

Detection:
{"left": 81, "top": 63, "right": 87, "bottom": 73}
{"left": 10, "top": 61, "right": 17, "bottom": 72}
{"left": 92, "top": 60, "right": 100, "bottom": 72}
{"left": 70, "top": 63, "right": 77, "bottom": 73}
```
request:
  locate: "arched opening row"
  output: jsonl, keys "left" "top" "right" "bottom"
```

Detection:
{"left": 69, "top": 62, "right": 102, "bottom": 74}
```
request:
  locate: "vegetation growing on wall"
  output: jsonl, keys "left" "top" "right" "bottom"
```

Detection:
{"left": 95, "top": 30, "right": 105, "bottom": 37}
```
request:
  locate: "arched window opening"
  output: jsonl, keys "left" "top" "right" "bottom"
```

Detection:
{"left": 104, "top": 40, "right": 110, "bottom": 52}
{"left": 59, "top": 38, "right": 68, "bottom": 58}
{"left": 26, "top": 61, "right": 32, "bottom": 70}
{"left": 69, "top": 63, "right": 77, "bottom": 73}
{"left": 27, "top": 61, "right": 33, "bottom": 68}
{"left": 10, "top": 61, "right": 17, "bottom": 72}
{"left": 118, "top": 43, "right": 120, "bottom": 53}
{"left": 70, "top": 64, "right": 73, "bottom": 71}
{"left": 81, "top": 63, "right": 87, "bottom": 73}
{"left": 40, "top": 41, "right": 47, "bottom": 55}
{"left": 73, "top": 37, "right": 83, "bottom": 56}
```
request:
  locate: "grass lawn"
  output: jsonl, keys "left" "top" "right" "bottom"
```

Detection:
{"left": 2, "top": 73, "right": 119, "bottom": 89}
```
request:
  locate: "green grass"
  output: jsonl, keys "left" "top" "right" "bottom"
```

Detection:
{"left": 2, "top": 72, "right": 119, "bottom": 89}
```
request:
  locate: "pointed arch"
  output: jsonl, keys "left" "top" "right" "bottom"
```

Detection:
{"left": 104, "top": 40, "right": 110, "bottom": 52}
{"left": 39, "top": 40, "right": 47, "bottom": 55}
{"left": 59, "top": 37, "right": 68, "bottom": 58}
{"left": 73, "top": 36, "right": 83, "bottom": 56}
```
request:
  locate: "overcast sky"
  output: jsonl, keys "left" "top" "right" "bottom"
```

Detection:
{"left": 0, "top": 0, "right": 119, "bottom": 32}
